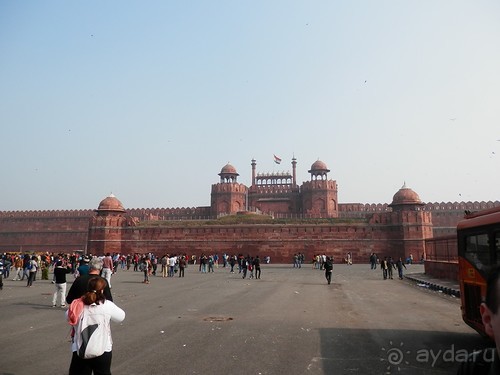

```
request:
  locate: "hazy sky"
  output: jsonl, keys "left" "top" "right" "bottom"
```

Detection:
{"left": 1, "top": 1, "right": 499, "bottom": 211}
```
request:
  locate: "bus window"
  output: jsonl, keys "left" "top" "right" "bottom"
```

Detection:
{"left": 495, "top": 232, "right": 500, "bottom": 266}
{"left": 465, "top": 233, "right": 490, "bottom": 270}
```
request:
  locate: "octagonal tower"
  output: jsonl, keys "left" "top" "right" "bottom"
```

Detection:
{"left": 301, "top": 159, "right": 338, "bottom": 218}
{"left": 87, "top": 194, "right": 128, "bottom": 255}
{"left": 211, "top": 163, "right": 248, "bottom": 217}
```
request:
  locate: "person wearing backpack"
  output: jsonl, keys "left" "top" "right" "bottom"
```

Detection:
{"left": 67, "top": 276, "right": 125, "bottom": 375}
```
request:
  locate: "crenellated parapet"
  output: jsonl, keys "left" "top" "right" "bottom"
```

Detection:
{"left": 127, "top": 207, "right": 211, "bottom": 220}
{"left": 250, "top": 185, "right": 296, "bottom": 195}
{"left": 423, "top": 201, "right": 500, "bottom": 211}
{"left": 301, "top": 179, "right": 337, "bottom": 192}
{"left": 211, "top": 182, "right": 247, "bottom": 193}
{"left": 0, "top": 209, "right": 94, "bottom": 218}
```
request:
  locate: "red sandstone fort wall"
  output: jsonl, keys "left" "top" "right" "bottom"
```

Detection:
{"left": 0, "top": 212, "right": 92, "bottom": 252}
{"left": 0, "top": 201, "right": 498, "bottom": 261}
{"left": 87, "top": 222, "right": 415, "bottom": 264}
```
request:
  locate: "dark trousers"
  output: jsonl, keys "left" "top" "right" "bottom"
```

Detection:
{"left": 325, "top": 270, "right": 332, "bottom": 284}
{"left": 179, "top": 267, "right": 185, "bottom": 277}
{"left": 27, "top": 271, "right": 36, "bottom": 286}
{"left": 388, "top": 268, "right": 393, "bottom": 279}
{"left": 255, "top": 267, "right": 261, "bottom": 279}
{"left": 69, "top": 351, "right": 112, "bottom": 375}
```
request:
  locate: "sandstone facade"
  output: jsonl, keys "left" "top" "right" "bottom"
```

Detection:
{"left": 0, "top": 158, "right": 498, "bottom": 264}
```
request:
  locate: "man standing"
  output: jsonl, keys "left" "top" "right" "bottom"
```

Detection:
{"left": 76, "top": 255, "right": 91, "bottom": 277}
{"left": 381, "top": 257, "right": 388, "bottom": 280}
{"left": 324, "top": 256, "right": 333, "bottom": 285}
{"left": 26, "top": 256, "right": 38, "bottom": 287}
{"left": 168, "top": 254, "right": 177, "bottom": 277}
{"left": 241, "top": 256, "right": 248, "bottom": 279}
{"left": 253, "top": 255, "right": 261, "bottom": 279}
{"left": 178, "top": 256, "right": 186, "bottom": 277}
{"left": 12, "top": 256, "right": 23, "bottom": 281}
{"left": 395, "top": 257, "right": 407, "bottom": 280}
{"left": 102, "top": 253, "right": 114, "bottom": 289}
{"left": 52, "top": 260, "right": 72, "bottom": 307}
{"left": 387, "top": 257, "right": 395, "bottom": 280}
{"left": 66, "top": 257, "right": 113, "bottom": 304}
{"left": 369, "top": 253, "right": 377, "bottom": 270}
{"left": 0, "top": 257, "right": 4, "bottom": 290}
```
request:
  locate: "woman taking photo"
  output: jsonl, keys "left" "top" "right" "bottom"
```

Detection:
{"left": 67, "top": 277, "right": 125, "bottom": 375}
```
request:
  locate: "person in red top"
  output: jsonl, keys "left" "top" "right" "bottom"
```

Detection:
{"left": 101, "top": 253, "right": 114, "bottom": 289}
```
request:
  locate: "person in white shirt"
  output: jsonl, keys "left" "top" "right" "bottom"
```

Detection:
{"left": 168, "top": 255, "right": 177, "bottom": 277}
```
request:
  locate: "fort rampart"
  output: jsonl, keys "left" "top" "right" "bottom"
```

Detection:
{"left": 0, "top": 201, "right": 498, "bottom": 266}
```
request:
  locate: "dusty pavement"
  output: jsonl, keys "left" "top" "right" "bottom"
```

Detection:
{"left": 0, "top": 263, "right": 490, "bottom": 375}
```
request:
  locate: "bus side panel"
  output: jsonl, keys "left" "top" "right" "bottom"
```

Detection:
{"left": 459, "top": 257, "right": 487, "bottom": 335}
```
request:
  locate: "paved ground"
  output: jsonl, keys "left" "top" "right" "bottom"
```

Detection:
{"left": 0, "top": 263, "right": 491, "bottom": 375}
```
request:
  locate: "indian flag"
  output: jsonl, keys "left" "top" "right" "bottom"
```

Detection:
{"left": 273, "top": 154, "right": 282, "bottom": 164}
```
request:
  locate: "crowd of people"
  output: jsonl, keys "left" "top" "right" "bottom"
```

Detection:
{"left": 6, "top": 250, "right": 497, "bottom": 374}
{"left": 0, "top": 250, "right": 418, "bottom": 296}
{"left": 0, "top": 251, "right": 270, "bottom": 290}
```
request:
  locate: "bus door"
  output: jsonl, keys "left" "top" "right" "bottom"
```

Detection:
{"left": 495, "top": 231, "right": 500, "bottom": 266}
{"left": 462, "top": 232, "right": 490, "bottom": 325}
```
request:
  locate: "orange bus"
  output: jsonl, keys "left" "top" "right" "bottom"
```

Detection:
{"left": 457, "top": 206, "right": 500, "bottom": 336}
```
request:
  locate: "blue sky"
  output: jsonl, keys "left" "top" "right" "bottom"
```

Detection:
{"left": 1, "top": 1, "right": 499, "bottom": 211}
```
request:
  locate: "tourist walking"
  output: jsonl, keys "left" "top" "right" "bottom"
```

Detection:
{"left": 12, "top": 256, "right": 23, "bottom": 280}
{"left": 168, "top": 255, "right": 177, "bottom": 277}
{"left": 208, "top": 255, "right": 214, "bottom": 273}
{"left": 142, "top": 256, "right": 152, "bottom": 284}
{"left": 324, "top": 256, "right": 333, "bottom": 284}
{"left": 387, "top": 257, "right": 395, "bottom": 279}
{"left": 229, "top": 255, "right": 236, "bottom": 273}
{"left": 101, "top": 253, "right": 114, "bottom": 289}
{"left": 253, "top": 256, "right": 261, "bottom": 279}
{"left": 2, "top": 256, "right": 11, "bottom": 279}
{"left": 369, "top": 253, "right": 377, "bottom": 270}
{"left": 241, "top": 256, "right": 248, "bottom": 279}
{"left": 200, "top": 254, "right": 207, "bottom": 273}
{"left": 178, "top": 256, "right": 186, "bottom": 277}
{"left": 26, "top": 256, "right": 38, "bottom": 287}
{"left": 347, "top": 252, "right": 352, "bottom": 265}
{"left": 381, "top": 257, "right": 389, "bottom": 280}
{"left": 395, "top": 257, "right": 407, "bottom": 280}
{"left": 0, "top": 257, "right": 4, "bottom": 290}
{"left": 21, "top": 254, "right": 31, "bottom": 281}
{"left": 248, "top": 258, "right": 254, "bottom": 279}
{"left": 161, "top": 255, "right": 168, "bottom": 277}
